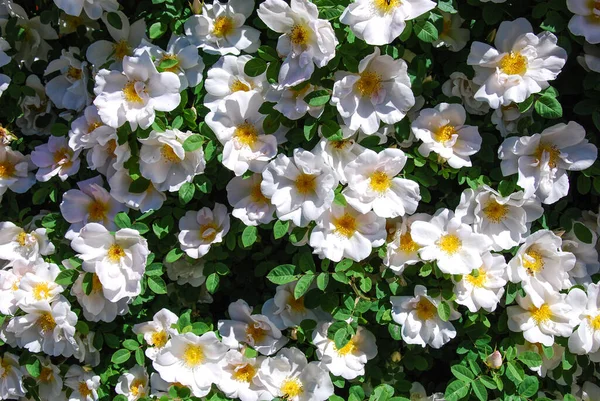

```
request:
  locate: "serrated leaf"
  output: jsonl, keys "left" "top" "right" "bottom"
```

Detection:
{"left": 165, "top": 248, "right": 183, "bottom": 263}
{"left": 182, "top": 134, "right": 203, "bottom": 152}
{"left": 149, "top": 21, "right": 167, "bottom": 39}
{"left": 506, "top": 361, "right": 524, "bottom": 384}
{"left": 518, "top": 376, "right": 539, "bottom": 397}
{"left": 414, "top": 20, "right": 438, "bottom": 43}
{"left": 123, "top": 339, "right": 139, "bottom": 350}
{"left": 335, "top": 259, "right": 353, "bottom": 272}
{"left": 535, "top": 95, "right": 562, "bottom": 119}
{"left": 135, "top": 348, "right": 145, "bottom": 366}
{"left": 267, "top": 264, "right": 298, "bottom": 284}
{"left": 273, "top": 220, "right": 289, "bottom": 239}
{"left": 114, "top": 212, "right": 131, "bottom": 229}
{"left": 471, "top": 379, "right": 487, "bottom": 401}
{"left": 451, "top": 365, "right": 474, "bottom": 383}
{"left": 518, "top": 95, "right": 534, "bottom": 113}
{"left": 242, "top": 226, "right": 258, "bottom": 247}
{"left": 178, "top": 182, "right": 195, "bottom": 205}
{"left": 317, "top": 272, "right": 329, "bottom": 291}
{"left": 517, "top": 351, "right": 543, "bottom": 368}
{"left": 106, "top": 12, "right": 122, "bottom": 29}
{"left": 321, "top": 120, "right": 343, "bottom": 141}
{"left": 444, "top": 380, "right": 470, "bottom": 401}
{"left": 206, "top": 272, "right": 219, "bottom": 294}
{"left": 55, "top": 269, "right": 79, "bottom": 286}
{"left": 25, "top": 358, "right": 41, "bottom": 378}
{"left": 82, "top": 272, "right": 94, "bottom": 296}
{"left": 294, "top": 274, "right": 315, "bottom": 299}
{"left": 111, "top": 349, "right": 131, "bottom": 364}
{"left": 148, "top": 276, "right": 167, "bottom": 294}
{"left": 437, "top": 300, "right": 451, "bottom": 322}
{"left": 303, "top": 89, "right": 330, "bottom": 106}
{"left": 478, "top": 376, "right": 496, "bottom": 390}
{"left": 573, "top": 222, "right": 593, "bottom": 244}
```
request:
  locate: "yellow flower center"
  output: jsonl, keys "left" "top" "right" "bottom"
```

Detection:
{"left": 16, "top": 231, "right": 28, "bottom": 247}
{"left": 130, "top": 379, "right": 146, "bottom": 398}
{"left": 78, "top": 382, "right": 92, "bottom": 398}
{"left": 106, "top": 139, "right": 117, "bottom": 157}
{"left": 246, "top": 324, "right": 268, "bottom": 343}
{"left": 53, "top": 148, "right": 72, "bottom": 166}
{"left": 32, "top": 282, "right": 52, "bottom": 301}
{"left": 151, "top": 330, "right": 168, "bottom": 348}
{"left": 287, "top": 294, "right": 306, "bottom": 312}
{"left": 281, "top": 378, "right": 304, "bottom": 398}
{"left": 200, "top": 222, "right": 219, "bottom": 243}
{"left": 250, "top": 182, "right": 269, "bottom": 204}
{"left": 589, "top": 314, "right": 600, "bottom": 331}
{"left": 415, "top": 298, "right": 437, "bottom": 321}
{"left": 534, "top": 143, "right": 561, "bottom": 169}
{"left": 64, "top": 15, "right": 83, "bottom": 30}
{"left": 435, "top": 124, "right": 457, "bottom": 143}
{"left": 183, "top": 344, "right": 205, "bottom": 367}
{"left": 398, "top": 231, "right": 420, "bottom": 254}
{"left": 161, "top": 144, "right": 182, "bottom": 163}
{"left": 230, "top": 78, "right": 251, "bottom": 92}
{"left": 123, "top": 81, "right": 144, "bottom": 104}
{"left": 87, "top": 121, "right": 103, "bottom": 134}
{"left": 113, "top": 40, "right": 131, "bottom": 61}
{"left": 331, "top": 139, "right": 351, "bottom": 150}
{"left": 523, "top": 248, "right": 544, "bottom": 274}
{"left": 530, "top": 303, "right": 552, "bottom": 324}
{"left": 0, "top": 161, "right": 15, "bottom": 178}
{"left": 88, "top": 199, "right": 108, "bottom": 222}
{"left": 0, "top": 358, "right": 11, "bottom": 379}
{"left": 500, "top": 52, "right": 528, "bottom": 75}
{"left": 373, "top": 0, "right": 400, "bottom": 13}
{"left": 295, "top": 173, "right": 316, "bottom": 195}
{"left": 437, "top": 234, "right": 462, "bottom": 255}
{"left": 290, "top": 24, "right": 310, "bottom": 45}
{"left": 355, "top": 71, "right": 382, "bottom": 97}
{"left": 333, "top": 213, "right": 358, "bottom": 238}
{"left": 369, "top": 170, "right": 391, "bottom": 193}
{"left": 232, "top": 363, "right": 256, "bottom": 383}
{"left": 335, "top": 339, "right": 357, "bottom": 356}
{"left": 234, "top": 122, "right": 259, "bottom": 147}
{"left": 442, "top": 15, "right": 452, "bottom": 34}
{"left": 107, "top": 244, "right": 126, "bottom": 262}
{"left": 213, "top": 16, "right": 235, "bottom": 38}
{"left": 38, "top": 312, "right": 56, "bottom": 333}
{"left": 91, "top": 274, "right": 103, "bottom": 294}
{"left": 483, "top": 199, "right": 508, "bottom": 223}
{"left": 67, "top": 66, "right": 82, "bottom": 80}
{"left": 466, "top": 268, "right": 487, "bottom": 288}
{"left": 159, "top": 54, "right": 180, "bottom": 73}
{"left": 39, "top": 367, "right": 54, "bottom": 383}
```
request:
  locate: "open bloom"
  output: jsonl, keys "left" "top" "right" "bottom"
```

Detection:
{"left": 68, "top": 105, "right": 116, "bottom": 151}
{"left": 441, "top": 72, "right": 489, "bottom": 115}
{"left": 311, "top": 125, "right": 366, "bottom": 184}
{"left": 93, "top": 51, "right": 181, "bottom": 130}
{"left": 71, "top": 268, "right": 130, "bottom": 323}
{"left": 262, "top": 281, "right": 327, "bottom": 330}
{"left": 64, "top": 365, "right": 100, "bottom": 401}
{"left": 568, "top": 283, "right": 600, "bottom": 356}
{"left": 410, "top": 208, "right": 492, "bottom": 275}
{"left": 331, "top": 48, "right": 415, "bottom": 135}
{"left": 384, "top": 213, "right": 430, "bottom": 275}
{"left": 165, "top": 258, "right": 206, "bottom": 287}
{"left": 44, "top": 47, "right": 90, "bottom": 111}
{"left": 257, "top": 0, "right": 337, "bottom": 87}
{"left": 0, "top": 261, "right": 36, "bottom": 315}
{"left": 0, "top": 222, "right": 55, "bottom": 264}
{"left": 266, "top": 83, "right": 325, "bottom": 120}
{"left": 52, "top": 0, "right": 118, "bottom": 20}
{"left": 454, "top": 252, "right": 508, "bottom": 313}
{"left": 178, "top": 203, "right": 231, "bottom": 259}
{"left": 0, "top": 36, "right": 10, "bottom": 98}
{"left": 226, "top": 174, "right": 276, "bottom": 226}
{"left": 499, "top": 121, "right": 598, "bottom": 204}
{"left": 133, "top": 308, "right": 178, "bottom": 361}
{"left": 0, "top": 352, "right": 25, "bottom": 400}
{"left": 563, "top": 227, "right": 600, "bottom": 286}
{"left": 434, "top": 11, "right": 470, "bottom": 52}
{"left": 108, "top": 169, "right": 166, "bottom": 213}
{"left": 412, "top": 102, "right": 482, "bottom": 168}
{"left": 467, "top": 18, "right": 567, "bottom": 108}
{"left": 14, "top": 262, "right": 64, "bottom": 308}
{"left": 391, "top": 285, "right": 460, "bottom": 349}
{"left": 312, "top": 322, "right": 377, "bottom": 380}
{"left": 35, "top": 357, "right": 63, "bottom": 399}
{"left": 340, "top": 0, "right": 436, "bottom": 45}
{"left": 342, "top": 148, "right": 420, "bottom": 218}
{"left": 567, "top": 0, "right": 600, "bottom": 44}
{"left": 0, "top": 146, "right": 35, "bottom": 197}
{"left": 217, "top": 350, "right": 271, "bottom": 401}
{"left": 31, "top": 135, "right": 81, "bottom": 182}
{"left": 115, "top": 365, "right": 149, "bottom": 401}
{"left": 17, "top": 75, "right": 55, "bottom": 136}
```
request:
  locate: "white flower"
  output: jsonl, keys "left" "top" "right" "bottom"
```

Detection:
{"left": 410, "top": 208, "right": 492, "bottom": 275}
{"left": 309, "top": 203, "right": 386, "bottom": 262}
{"left": 507, "top": 286, "right": 580, "bottom": 346}
{"left": 0, "top": 145, "right": 35, "bottom": 196}
{"left": 0, "top": 38, "right": 11, "bottom": 97}
{"left": 14, "top": 262, "right": 64, "bottom": 308}
{"left": 184, "top": 0, "right": 260, "bottom": 55}
{"left": 441, "top": 72, "right": 489, "bottom": 115}
{"left": 35, "top": 357, "right": 63, "bottom": 398}
{"left": 311, "top": 126, "right": 366, "bottom": 184}
{"left": 342, "top": 148, "right": 420, "bottom": 218}
{"left": 390, "top": 285, "right": 460, "bottom": 349}
{"left": 165, "top": 258, "right": 206, "bottom": 287}
{"left": 453, "top": 252, "right": 508, "bottom": 313}
{"left": 138, "top": 128, "right": 206, "bottom": 192}
{"left": 73, "top": 332, "right": 101, "bottom": 368}
{"left": 409, "top": 382, "right": 445, "bottom": 401}
{"left": 108, "top": 169, "right": 166, "bottom": 213}
{"left": 206, "top": 91, "right": 279, "bottom": 176}
{"left": 434, "top": 11, "right": 469, "bottom": 52}
{"left": 149, "top": 373, "right": 188, "bottom": 398}
{"left": 491, "top": 103, "right": 533, "bottom": 138}
{"left": 340, "top": 0, "right": 436, "bottom": 45}
{"left": 17, "top": 75, "right": 55, "bottom": 136}
{"left": 93, "top": 51, "right": 181, "bottom": 130}
{"left": 71, "top": 269, "right": 130, "bottom": 323}
{"left": 262, "top": 281, "right": 325, "bottom": 330}
{"left": 257, "top": 0, "right": 337, "bottom": 87}
{"left": 0, "top": 352, "right": 25, "bottom": 400}
{"left": 218, "top": 299, "right": 288, "bottom": 355}
{"left": 31, "top": 135, "right": 81, "bottom": 182}
{"left": 412, "top": 102, "right": 482, "bottom": 169}
{"left": 226, "top": 174, "right": 276, "bottom": 226}
{"left": 133, "top": 308, "right": 178, "bottom": 361}
{"left": 217, "top": 350, "right": 271, "bottom": 401}
{"left": 0, "top": 261, "right": 35, "bottom": 315}
{"left": 384, "top": 213, "right": 430, "bottom": 275}
{"left": 568, "top": 283, "right": 600, "bottom": 356}
{"left": 115, "top": 365, "right": 149, "bottom": 401}
{"left": 7, "top": 296, "right": 79, "bottom": 357}
{"left": 86, "top": 11, "right": 147, "bottom": 69}
{"left": 64, "top": 365, "right": 100, "bottom": 401}
{"left": 68, "top": 105, "right": 116, "bottom": 151}
{"left": 71, "top": 223, "right": 150, "bottom": 302}
{"left": 203, "top": 55, "right": 269, "bottom": 112}
{"left": 516, "top": 342, "right": 563, "bottom": 377}
{"left": 498, "top": 121, "right": 598, "bottom": 204}
{"left": 562, "top": 228, "right": 600, "bottom": 285}
{"left": 7, "top": 5, "right": 58, "bottom": 68}
{"left": 134, "top": 35, "right": 204, "bottom": 90}
{"left": 86, "top": 131, "right": 131, "bottom": 176}
{"left": 567, "top": 0, "right": 600, "bottom": 44}
{"left": 178, "top": 203, "right": 231, "bottom": 259}
{"left": 582, "top": 382, "right": 600, "bottom": 401}
{"left": 53, "top": 0, "right": 118, "bottom": 20}
{"left": 455, "top": 185, "right": 544, "bottom": 251}
{"left": 312, "top": 322, "right": 377, "bottom": 380}
{"left": 153, "top": 331, "right": 228, "bottom": 398}
{"left": 257, "top": 347, "right": 334, "bottom": 401}
{"left": 60, "top": 176, "right": 127, "bottom": 239}
{"left": 44, "top": 47, "right": 91, "bottom": 111}
{"left": 261, "top": 149, "right": 336, "bottom": 227}
{"left": 266, "top": 83, "right": 325, "bottom": 120}
{"left": 467, "top": 18, "right": 567, "bottom": 108}
{"left": 331, "top": 47, "right": 415, "bottom": 135}
{"left": 578, "top": 43, "right": 600, "bottom": 73}
{"left": 0, "top": 221, "right": 55, "bottom": 264}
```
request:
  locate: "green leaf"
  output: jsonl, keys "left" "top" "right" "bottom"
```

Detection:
{"left": 535, "top": 95, "right": 562, "bottom": 119}
{"left": 267, "top": 264, "right": 298, "bottom": 284}
{"left": 149, "top": 21, "right": 167, "bottom": 39}
{"left": 471, "top": 379, "right": 488, "bottom": 401}
{"left": 178, "top": 182, "right": 195, "bottom": 205}
{"left": 506, "top": 361, "right": 524, "bottom": 384}
{"left": 335, "top": 259, "right": 353, "bottom": 272}
{"left": 333, "top": 326, "right": 351, "bottom": 350}
{"left": 451, "top": 365, "right": 474, "bottom": 383}
{"left": 123, "top": 339, "right": 139, "bottom": 351}
{"left": 182, "top": 134, "right": 203, "bottom": 152}
{"left": 148, "top": 276, "right": 167, "bottom": 294}
{"left": 114, "top": 212, "right": 131, "bottom": 229}
{"left": 165, "top": 248, "right": 183, "bottom": 263}
{"left": 517, "top": 351, "right": 543, "bottom": 368}
{"left": 129, "top": 177, "right": 151, "bottom": 193}
{"left": 573, "top": 222, "right": 593, "bottom": 244}
{"left": 413, "top": 20, "right": 438, "bottom": 43}
{"left": 55, "top": 269, "right": 79, "bottom": 286}
{"left": 106, "top": 12, "right": 122, "bottom": 29}
{"left": 51, "top": 123, "right": 69, "bottom": 137}
{"left": 518, "top": 95, "right": 535, "bottom": 113}
{"left": 388, "top": 323, "right": 402, "bottom": 340}
{"left": 334, "top": 192, "right": 347, "bottom": 206}
{"left": 293, "top": 273, "right": 315, "bottom": 299}
{"left": 444, "top": 380, "right": 470, "bottom": 401}
{"left": 82, "top": 272, "right": 94, "bottom": 296}
{"left": 321, "top": 120, "right": 343, "bottom": 141}
{"left": 111, "top": 349, "right": 131, "bottom": 364}
{"left": 317, "top": 272, "right": 329, "bottom": 291}
{"left": 244, "top": 58, "right": 268, "bottom": 77}
{"left": 518, "top": 376, "right": 539, "bottom": 397}
{"left": 206, "top": 272, "right": 219, "bottom": 294}
{"left": 273, "top": 220, "right": 289, "bottom": 239}
{"left": 25, "top": 358, "right": 41, "bottom": 378}
{"left": 303, "top": 90, "right": 330, "bottom": 106}
{"left": 437, "top": 300, "right": 451, "bottom": 322}
{"left": 257, "top": 45, "right": 279, "bottom": 62}
{"left": 135, "top": 348, "right": 145, "bottom": 366}
{"left": 478, "top": 376, "right": 496, "bottom": 390}
{"left": 159, "top": 58, "right": 179, "bottom": 70}
{"left": 241, "top": 226, "right": 258, "bottom": 247}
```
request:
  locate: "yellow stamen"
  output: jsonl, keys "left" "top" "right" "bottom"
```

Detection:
{"left": 16, "top": 231, "right": 28, "bottom": 247}
{"left": 38, "top": 312, "right": 56, "bottom": 333}
{"left": 250, "top": 182, "right": 268, "bottom": 204}
{"left": 232, "top": 363, "right": 256, "bottom": 383}
{"left": 483, "top": 199, "right": 508, "bottom": 223}
{"left": 87, "top": 121, "right": 103, "bottom": 134}
{"left": 369, "top": 170, "right": 391, "bottom": 193}
{"left": 523, "top": 248, "right": 544, "bottom": 274}
{"left": 230, "top": 78, "right": 251, "bottom": 92}
{"left": 32, "top": 282, "right": 52, "bottom": 301}
{"left": 333, "top": 213, "right": 357, "bottom": 238}
{"left": 234, "top": 122, "right": 258, "bottom": 147}
{"left": 355, "top": 71, "right": 382, "bottom": 97}
{"left": 123, "top": 81, "right": 144, "bottom": 104}
{"left": 107, "top": 244, "right": 125, "bottom": 262}
{"left": 534, "top": 143, "right": 561, "bottom": 169}
{"left": 0, "top": 358, "right": 11, "bottom": 379}
{"left": 287, "top": 294, "right": 306, "bottom": 312}
{"left": 290, "top": 24, "right": 310, "bottom": 45}
{"left": 437, "top": 234, "right": 461, "bottom": 255}
{"left": 500, "top": 52, "right": 528, "bottom": 75}
{"left": 113, "top": 40, "right": 131, "bottom": 61}
{"left": 373, "top": 0, "right": 400, "bottom": 13}
{"left": 530, "top": 303, "right": 552, "bottom": 324}
{"left": 435, "top": 124, "right": 457, "bottom": 143}
{"left": 78, "top": 382, "right": 92, "bottom": 398}
{"left": 183, "top": 344, "right": 204, "bottom": 367}
{"left": 53, "top": 148, "right": 72, "bottom": 166}
{"left": 151, "top": 330, "right": 168, "bottom": 348}
{"left": 398, "top": 231, "right": 420, "bottom": 254}
{"left": 199, "top": 222, "right": 219, "bottom": 243}
{"left": 466, "top": 268, "right": 487, "bottom": 288}
{"left": 213, "top": 16, "right": 234, "bottom": 38}
{"left": 246, "top": 324, "right": 267, "bottom": 343}
{"left": 67, "top": 66, "right": 82, "bottom": 80}
{"left": 295, "top": 173, "right": 316, "bottom": 195}
{"left": 161, "top": 144, "right": 182, "bottom": 163}
{"left": 415, "top": 298, "right": 437, "bottom": 321}
{"left": 130, "top": 379, "right": 146, "bottom": 398}
{"left": 0, "top": 161, "right": 15, "bottom": 178}
{"left": 159, "top": 54, "right": 180, "bottom": 73}
{"left": 280, "top": 378, "right": 304, "bottom": 398}
{"left": 106, "top": 139, "right": 117, "bottom": 157}
{"left": 335, "top": 339, "right": 357, "bottom": 356}
{"left": 87, "top": 200, "right": 108, "bottom": 221}
{"left": 331, "top": 140, "right": 351, "bottom": 150}
{"left": 91, "top": 274, "right": 103, "bottom": 294}
{"left": 39, "top": 367, "right": 54, "bottom": 383}
{"left": 588, "top": 315, "right": 600, "bottom": 331}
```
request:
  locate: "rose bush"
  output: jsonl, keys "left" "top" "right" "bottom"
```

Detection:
{"left": 0, "top": 0, "right": 599, "bottom": 401}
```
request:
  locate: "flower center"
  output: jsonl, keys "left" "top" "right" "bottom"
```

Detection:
{"left": 39, "top": 367, "right": 54, "bottom": 383}
{"left": 87, "top": 121, "right": 103, "bottom": 134}
{"left": 64, "top": 15, "right": 83, "bottom": 29}
{"left": 159, "top": 54, "right": 180, "bottom": 73}
{"left": 53, "top": 148, "right": 72, "bottom": 166}
{"left": 67, "top": 66, "right": 82, "bottom": 80}
{"left": 130, "top": 379, "right": 146, "bottom": 398}
{"left": 331, "top": 139, "right": 351, "bottom": 150}
{"left": 373, "top": 0, "right": 400, "bottom": 13}
{"left": 183, "top": 344, "right": 205, "bottom": 367}
{"left": 287, "top": 294, "right": 306, "bottom": 312}
{"left": 230, "top": 78, "right": 251, "bottom": 92}
{"left": 335, "top": 339, "right": 357, "bottom": 356}
{"left": 106, "top": 139, "right": 117, "bottom": 157}
{"left": 355, "top": 71, "right": 382, "bottom": 97}
{"left": 415, "top": 298, "right": 437, "bottom": 321}
{"left": 200, "top": 223, "right": 219, "bottom": 243}
{"left": 234, "top": 122, "right": 259, "bottom": 147}
{"left": 161, "top": 144, "right": 182, "bottom": 163}
{"left": 333, "top": 213, "right": 357, "bottom": 238}
{"left": 295, "top": 173, "right": 316, "bottom": 195}
{"left": 369, "top": 170, "right": 391, "bottom": 193}
{"left": 87, "top": 199, "right": 108, "bottom": 221}
{"left": 91, "top": 274, "right": 103, "bottom": 294}
{"left": 483, "top": 199, "right": 508, "bottom": 223}
{"left": 500, "top": 52, "right": 528, "bottom": 75}
{"left": 589, "top": 314, "right": 600, "bottom": 331}
{"left": 435, "top": 124, "right": 457, "bottom": 143}
{"left": 466, "top": 268, "right": 487, "bottom": 288}
{"left": 0, "top": 161, "right": 15, "bottom": 178}
{"left": 151, "top": 330, "right": 168, "bottom": 347}
{"left": 246, "top": 324, "right": 268, "bottom": 343}
{"left": 290, "top": 24, "right": 310, "bottom": 45}
{"left": 523, "top": 248, "right": 544, "bottom": 274}
{"left": 280, "top": 378, "right": 304, "bottom": 399}
{"left": 0, "top": 358, "right": 11, "bottom": 379}
{"left": 399, "top": 231, "right": 420, "bottom": 254}
{"left": 534, "top": 143, "right": 560, "bottom": 169}
{"left": 123, "top": 81, "right": 144, "bottom": 104}
{"left": 107, "top": 244, "right": 126, "bottom": 262}
{"left": 78, "top": 382, "right": 92, "bottom": 398}
{"left": 32, "top": 282, "right": 52, "bottom": 301}
{"left": 250, "top": 182, "right": 269, "bottom": 204}
{"left": 37, "top": 312, "right": 56, "bottom": 333}
{"left": 437, "top": 234, "right": 462, "bottom": 255}
{"left": 113, "top": 40, "right": 131, "bottom": 61}
{"left": 16, "top": 231, "right": 29, "bottom": 247}
{"left": 232, "top": 363, "right": 256, "bottom": 383}
{"left": 530, "top": 303, "right": 552, "bottom": 324}
{"left": 213, "top": 16, "right": 235, "bottom": 38}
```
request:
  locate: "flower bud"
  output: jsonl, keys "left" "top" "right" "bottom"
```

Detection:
{"left": 391, "top": 351, "right": 402, "bottom": 363}
{"left": 189, "top": 0, "right": 202, "bottom": 15}
{"left": 486, "top": 350, "right": 502, "bottom": 369}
